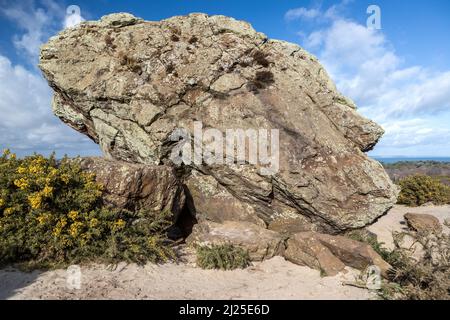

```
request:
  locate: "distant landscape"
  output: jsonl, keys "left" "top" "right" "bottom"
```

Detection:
{"left": 374, "top": 157, "right": 450, "bottom": 164}
{"left": 381, "top": 160, "right": 450, "bottom": 185}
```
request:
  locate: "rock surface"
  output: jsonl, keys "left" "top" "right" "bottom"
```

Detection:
{"left": 284, "top": 232, "right": 391, "bottom": 277}
{"left": 186, "top": 220, "right": 285, "bottom": 261}
{"left": 184, "top": 169, "right": 266, "bottom": 227}
{"left": 404, "top": 213, "right": 443, "bottom": 233}
{"left": 268, "top": 216, "right": 316, "bottom": 235}
{"left": 39, "top": 13, "right": 398, "bottom": 232}
{"left": 284, "top": 233, "right": 346, "bottom": 276}
{"left": 79, "top": 157, "right": 185, "bottom": 219}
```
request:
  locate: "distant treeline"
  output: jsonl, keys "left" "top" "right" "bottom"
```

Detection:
{"left": 382, "top": 161, "right": 450, "bottom": 185}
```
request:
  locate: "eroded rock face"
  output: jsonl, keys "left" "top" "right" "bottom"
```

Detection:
{"left": 39, "top": 13, "right": 398, "bottom": 232}
{"left": 79, "top": 157, "right": 185, "bottom": 219}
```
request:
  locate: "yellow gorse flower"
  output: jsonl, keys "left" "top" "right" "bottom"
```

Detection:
{"left": 4, "top": 208, "right": 14, "bottom": 216}
{"left": 53, "top": 217, "right": 67, "bottom": 237}
{"left": 28, "top": 193, "right": 42, "bottom": 210}
{"left": 41, "top": 186, "right": 53, "bottom": 198}
{"left": 114, "top": 219, "right": 126, "bottom": 230}
{"left": 0, "top": 198, "right": 4, "bottom": 207}
{"left": 28, "top": 165, "right": 43, "bottom": 174}
{"left": 61, "top": 174, "right": 70, "bottom": 184}
{"left": 31, "top": 157, "right": 45, "bottom": 166}
{"left": 36, "top": 214, "right": 50, "bottom": 225}
{"left": 26, "top": 157, "right": 46, "bottom": 174}
{"left": 89, "top": 218, "right": 99, "bottom": 228}
{"left": 17, "top": 166, "right": 27, "bottom": 174}
{"left": 69, "top": 221, "right": 84, "bottom": 237}
{"left": 68, "top": 210, "right": 79, "bottom": 220}
{"left": 14, "top": 178, "right": 29, "bottom": 190}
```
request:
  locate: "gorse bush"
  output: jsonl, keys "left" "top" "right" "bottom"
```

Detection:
{"left": 0, "top": 150, "right": 174, "bottom": 269}
{"left": 196, "top": 244, "right": 250, "bottom": 270}
{"left": 397, "top": 174, "right": 450, "bottom": 206}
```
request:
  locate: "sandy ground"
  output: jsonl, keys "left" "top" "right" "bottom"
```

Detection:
{"left": 1, "top": 204, "right": 449, "bottom": 300}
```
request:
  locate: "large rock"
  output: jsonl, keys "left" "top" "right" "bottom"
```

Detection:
{"left": 79, "top": 157, "right": 185, "bottom": 219}
{"left": 186, "top": 220, "right": 285, "bottom": 261}
{"left": 39, "top": 13, "right": 398, "bottom": 232}
{"left": 285, "top": 232, "right": 391, "bottom": 277}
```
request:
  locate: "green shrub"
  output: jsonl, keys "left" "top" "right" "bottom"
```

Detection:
{"left": 397, "top": 175, "right": 450, "bottom": 206}
{"left": 0, "top": 150, "right": 173, "bottom": 269}
{"left": 196, "top": 244, "right": 250, "bottom": 270}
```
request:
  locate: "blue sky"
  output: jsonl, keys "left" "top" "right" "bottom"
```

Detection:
{"left": 1, "top": 0, "right": 450, "bottom": 157}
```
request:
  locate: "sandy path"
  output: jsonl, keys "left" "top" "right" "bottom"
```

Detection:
{"left": 0, "top": 257, "right": 373, "bottom": 300}
{"left": 1, "top": 205, "right": 449, "bottom": 300}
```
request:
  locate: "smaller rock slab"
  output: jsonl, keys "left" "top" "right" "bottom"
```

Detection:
{"left": 186, "top": 220, "right": 285, "bottom": 261}
{"left": 404, "top": 213, "right": 443, "bottom": 234}
{"left": 80, "top": 157, "right": 185, "bottom": 219}
{"left": 284, "top": 232, "right": 391, "bottom": 277}
{"left": 285, "top": 233, "right": 346, "bottom": 276}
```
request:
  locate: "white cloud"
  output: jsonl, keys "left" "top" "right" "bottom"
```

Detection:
{"left": 372, "top": 115, "right": 450, "bottom": 156}
{"left": 380, "top": 118, "right": 450, "bottom": 147}
{"left": 1, "top": 1, "right": 85, "bottom": 59}
{"left": 286, "top": 3, "right": 450, "bottom": 156}
{"left": 285, "top": 8, "right": 321, "bottom": 21}
{"left": 0, "top": 54, "right": 99, "bottom": 157}
{"left": 312, "top": 19, "right": 450, "bottom": 121}
{"left": 0, "top": 0, "right": 63, "bottom": 59}
{"left": 0, "top": 1, "right": 98, "bottom": 157}
{"left": 286, "top": 0, "right": 353, "bottom": 22}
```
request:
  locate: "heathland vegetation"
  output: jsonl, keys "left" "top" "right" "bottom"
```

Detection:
{"left": 0, "top": 150, "right": 174, "bottom": 269}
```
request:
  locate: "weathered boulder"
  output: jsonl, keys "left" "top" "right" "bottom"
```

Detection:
{"left": 39, "top": 13, "right": 398, "bottom": 232}
{"left": 186, "top": 220, "right": 285, "bottom": 261}
{"left": 404, "top": 213, "right": 442, "bottom": 234}
{"left": 284, "top": 232, "right": 391, "bottom": 277}
{"left": 79, "top": 157, "right": 185, "bottom": 219}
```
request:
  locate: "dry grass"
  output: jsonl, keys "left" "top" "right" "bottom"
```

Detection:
{"left": 196, "top": 244, "right": 250, "bottom": 270}
{"left": 380, "top": 229, "right": 449, "bottom": 300}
